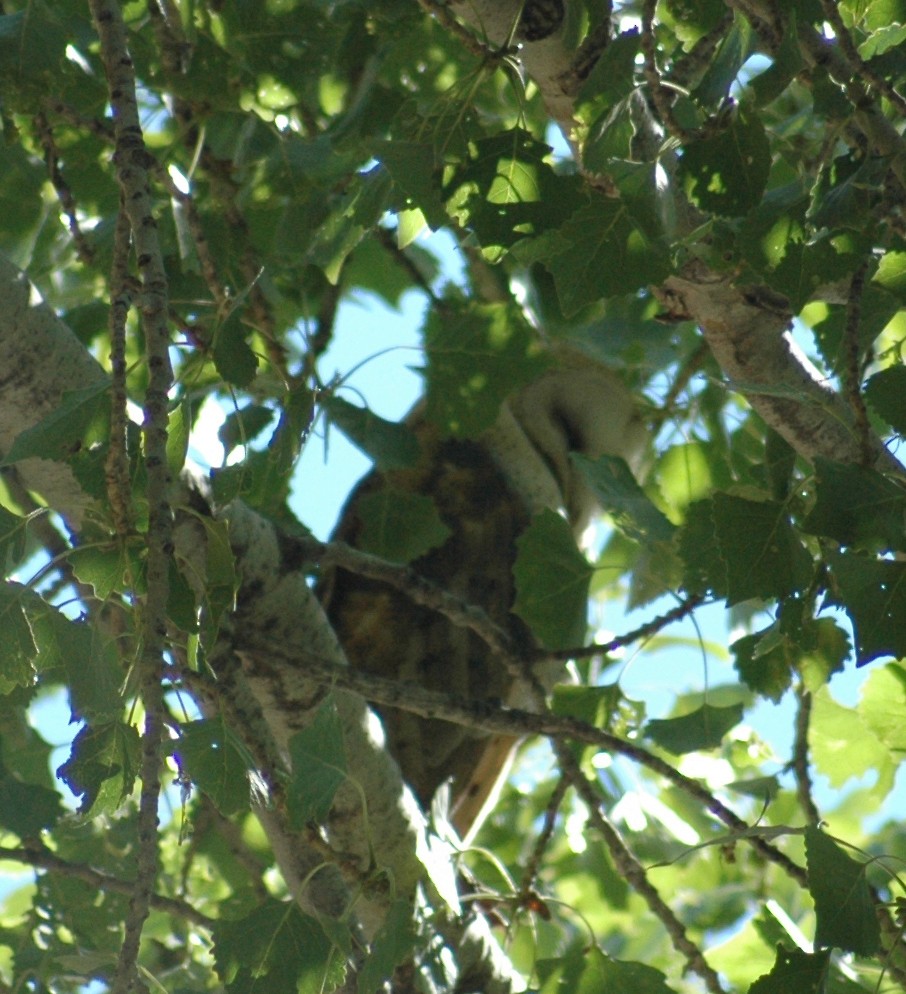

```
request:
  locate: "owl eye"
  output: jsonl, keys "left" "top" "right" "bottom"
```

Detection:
{"left": 551, "top": 405, "right": 585, "bottom": 454}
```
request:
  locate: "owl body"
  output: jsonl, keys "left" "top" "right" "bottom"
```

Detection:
{"left": 319, "top": 359, "right": 644, "bottom": 836}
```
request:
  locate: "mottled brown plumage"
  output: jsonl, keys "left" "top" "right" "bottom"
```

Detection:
{"left": 318, "top": 358, "right": 644, "bottom": 837}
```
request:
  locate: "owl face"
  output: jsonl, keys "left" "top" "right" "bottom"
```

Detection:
{"left": 487, "top": 358, "right": 646, "bottom": 527}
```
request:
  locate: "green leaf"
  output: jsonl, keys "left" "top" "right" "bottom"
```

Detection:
{"left": 538, "top": 946, "right": 676, "bottom": 994}
{"left": 677, "top": 498, "right": 729, "bottom": 598}
{"left": 513, "top": 509, "right": 593, "bottom": 650}
{"left": 57, "top": 722, "right": 141, "bottom": 817}
{"left": 423, "top": 299, "right": 549, "bottom": 437}
{"left": 544, "top": 197, "right": 670, "bottom": 315}
{"left": 0, "top": 505, "right": 27, "bottom": 575}
{"left": 378, "top": 141, "right": 447, "bottom": 230}
{"left": 287, "top": 699, "right": 347, "bottom": 826}
{"left": 747, "top": 945, "right": 830, "bottom": 994}
{"left": 356, "top": 899, "right": 417, "bottom": 994}
{"left": 645, "top": 703, "right": 743, "bottom": 754}
{"left": 69, "top": 546, "right": 130, "bottom": 600}
{"left": 866, "top": 365, "right": 906, "bottom": 435}
{"left": 826, "top": 550, "right": 906, "bottom": 665}
{"left": 803, "top": 458, "right": 906, "bottom": 551}
{"left": 0, "top": 750, "right": 62, "bottom": 836}
{"left": 166, "top": 400, "right": 191, "bottom": 477}
{"left": 1, "top": 382, "right": 110, "bottom": 466}
{"left": 213, "top": 898, "right": 347, "bottom": 994}
{"left": 0, "top": 4, "right": 68, "bottom": 89}
{"left": 732, "top": 626, "right": 796, "bottom": 703}
{"left": 448, "top": 129, "right": 581, "bottom": 250}
{"left": 355, "top": 488, "right": 451, "bottom": 564}
{"left": 680, "top": 110, "right": 771, "bottom": 216}
{"left": 0, "top": 582, "right": 38, "bottom": 693}
{"left": 713, "top": 493, "right": 812, "bottom": 605}
{"left": 805, "top": 827, "right": 880, "bottom": 955}
{"left": 218, "top": 403, "right": 275, "bottom": 454}
{"left": 858, "top": 663, "right": 906, "bottom": 753}
{"left": 694, "top": 15, "right": 755, "bottom": 106}
{"left": 809, "top": 686, "right": 896, "bottom": 795}
{"left": 575, "top": 30, "right": 640, "bottom": 115}
{"left": 323, "top": 396, "right": 420, "bottom": 470}
{"left": 178, "top": 717, "right": 252, "bottom": 817}
{"left": 873, "top": 248, "right": 906, "bottom": 302}
{"left": 212, "top": 315, "right": 258, "bottom": 387}
{"left": 573, "top": 453, "right": 676, "bottom": 543}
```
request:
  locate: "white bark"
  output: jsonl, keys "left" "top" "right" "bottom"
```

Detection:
{"left": 0, "top": 256, "right": 108, "bottom": 527}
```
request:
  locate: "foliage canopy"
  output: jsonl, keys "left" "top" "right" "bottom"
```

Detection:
{"left": 0, "top": 1, "right": 906, "bottom": 993}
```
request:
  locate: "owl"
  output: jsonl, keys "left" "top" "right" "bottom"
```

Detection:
{"left": 318, "top": 355, "right": 645, "bottom": 838}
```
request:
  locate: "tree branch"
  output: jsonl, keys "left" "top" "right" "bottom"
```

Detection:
{"left": 0, "top": 844, "right": 215, "bottom": 930}
{"left": 88, "top": 2, "right": 175, "bottom": 990}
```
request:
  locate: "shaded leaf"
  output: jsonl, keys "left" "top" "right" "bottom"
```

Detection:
{"left": 543, "top": 197, "right": 670, "bottom": 315}
{"left": 646, "top": 703, "right": 743, "bottom": 754}
{"left": 356, "top": 900, "right": 417, "bottom": 994}
{"left": 747, "top": 945, "right": 830, "bottom": 994}
{"left": 680, "top": 109, "right": 770, "bottom": 216}
{"left": 805, "top": 827, "right": 880, "bottom": 955}
{"left": 803, "top": 457, "right": 906, "bottom": 551}
{"left": 677, "top": 499, "right": 729, "bottom": 598}
{"left": 538, "top": 946, "right": 676, "bottom": 994}
{"left": 213, "top": 898, "right": 348, "bottom": 994}
{"left": 324, "top": 396, "right": 420, "bottom": 471}
{"left": 57, "top": 722, "right": 141, "bottom": 817}
{"left": 0, "top": 764, "right": 61, "bottom": 836}
{"left": 178, "top": 717, "right": 252, "bottom": 817}
{"left": 826, "top": 551, "right": 906, "bottom": 665}
{"left": 573, "top": 453, "right": 676, "bottom": 543}
{"left": 423, "top": 299, "right": 549, "bottom": 437}
{"left": 288, "top": 699, "right": 347, "bottom": 826}
{"left": 866, "top": 365, "right": 906, "bottom": 435}
{"left": 513, "top": 509, "right": 593, "bottom": 650}
{"left": 218, "top": 403, "right": 274, "bottom": 454}
{"left": 213, "top": 315, "right": 258, "bottom": 387}
{"left": 356, "top": 488, "right": 451, "bottom": 564}
{"left": 713, "top": 493, "right": 812, "bottom": 605}
{"left": 732, "top": 626, "right": 796, "bottom": 703}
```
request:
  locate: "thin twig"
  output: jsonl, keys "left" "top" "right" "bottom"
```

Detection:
{"left": 577, "top": 776, "right": 726, "bottom": 993}
{"left": 518, "top": 774, "right": 569, "bottom": 897}
{"left": 541, "top": 594, "right": 706, "bottom": 662}
{"left": 819, "top": 0, "right": 906, "bottom": 116}
{"left": 0, "top": 844, "right": 216, "bottom": 930}
{"left": 791, "top": 684, "right": 820, "bottom": 825}
{"left": 640, "top": 0, "right": 696, "bottom": 143}
{"left": 417, "top": 0, "right": 496, "bottom": 60}
{"left": 32, "top": 112, "right": 95, "bottom": 264}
